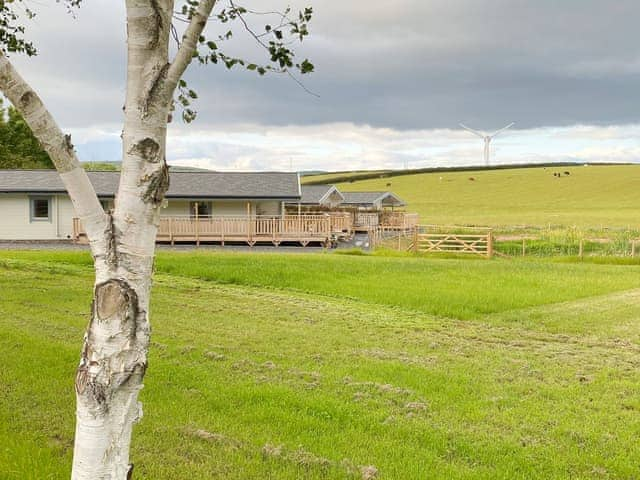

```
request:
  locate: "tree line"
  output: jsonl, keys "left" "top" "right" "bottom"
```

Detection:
{"left": 0, "top": 100, "right": 52, "bottom": 169}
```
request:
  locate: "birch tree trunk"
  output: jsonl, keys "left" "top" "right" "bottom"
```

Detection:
{"left": 70, "top": 1, "right": 174, "bottom": 477}
{"left": 71, "top": 0, "right": 215, "bottom": 474}
{"left": 0, "top": 0, "right": 215, "bottom": 476}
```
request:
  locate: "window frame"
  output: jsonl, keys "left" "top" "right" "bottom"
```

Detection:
{"left": 30, "top": 196, "right": 52, "bottom": 223}
{"left": 190, "top": 201, "right": 213, "bottom": 218}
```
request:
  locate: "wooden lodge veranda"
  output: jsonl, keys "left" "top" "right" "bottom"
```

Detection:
{"left": 72, "top": 211, "right": 420, "bottom": 247}
{"left": 74, "top": 213, "right": 349, "bottom": 247}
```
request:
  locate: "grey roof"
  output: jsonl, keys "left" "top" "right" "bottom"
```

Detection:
{"left": 0, "top": 169, "right": 301, "bottom": 200}
{"left": 299, "top": 184, "right": 344, "bottom": 204}
{"left": 340, "top": 191, "right": 406, "bottom": 207}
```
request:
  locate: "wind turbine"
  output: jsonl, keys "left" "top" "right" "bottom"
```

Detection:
{"left": 459, "top": 122, "right": 514, "bottom": 166}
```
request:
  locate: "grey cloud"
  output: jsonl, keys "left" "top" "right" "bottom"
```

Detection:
{"left": 7, "top": 0, "right": 640, "bottom": 132}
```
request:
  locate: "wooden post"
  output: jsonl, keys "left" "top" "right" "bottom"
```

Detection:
{"left": 522, "top": 238, "right": 526, "bottom": 257}
{"left": 169, "top": 217, "right": 174, "bottom": 246}
{"left": 221, "top": 216, "right": 225, "bottom": 246}
{"left": 194, "top": 202, "right": 200, "bottom": 247}
{"left": 632, "top": 240, "right": 636, "bottom": 258}
{"left": 487, "top": 230, "right": 493, "bottom": 259}
{"left": 413, "top": 226, "right": 418, "bottom": 253}
{"left": 578, "top": 238, "right": 584, "bottom": 259}
{"left": 246, "top": 202, "right": 251, "bottom": 244}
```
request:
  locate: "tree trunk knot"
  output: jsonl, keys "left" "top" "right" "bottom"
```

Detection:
{"left": 63, "top": 134, "right": 74, "bottom": 154}
{"left": 131, "top": 137, "right": 160, "bottom": 163}
{"left": 142, "top": 162, "right": 170, "bottom": 206}
{"left": 19, "top": 90, "right": 35, "bottom": 109}
{"left": 75, "top": 280, "right": 143, "bottom": 408}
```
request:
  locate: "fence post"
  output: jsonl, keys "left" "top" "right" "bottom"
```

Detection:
{"left": 487, "top": 230, "right": 493, "bottom": 259}
{"left": 522, "top": 238, "right": 526, "bottom": 257}
{"left": 578, "top": 238, "right": 584, "bottom": 259}
{"left": 413, "top": 226, "right": 418, "bottom": 253}
{"left": 632, "top": 240, "right": 636, "bottom": 258}
{"left": 169, "top": 217, "right": 174, "bottom": 246}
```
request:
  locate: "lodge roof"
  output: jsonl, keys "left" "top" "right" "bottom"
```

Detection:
{"left": 340, "top": 191, "right": 406, "bottom": 207}
{"left": 299, "top": 184, "right": 344, "bottom": 204}
{"left": 0, "top": 169, "right": 301, "bottom": 200}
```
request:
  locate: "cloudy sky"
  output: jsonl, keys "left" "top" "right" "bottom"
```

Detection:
{"left": 10, "top": 0, "right": 640, "bottom": 171}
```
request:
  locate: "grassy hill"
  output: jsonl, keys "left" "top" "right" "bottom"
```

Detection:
{"left": 305, "top": 164, "right": 640, "bottom": 229}
{"left": 2, "top": 251, "right": 640, "bottom": 478}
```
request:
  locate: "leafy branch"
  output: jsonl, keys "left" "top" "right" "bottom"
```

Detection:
{"left": 171, "top": 0, "right": 316, "bottom": 122}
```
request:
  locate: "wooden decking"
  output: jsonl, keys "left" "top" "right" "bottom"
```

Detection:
{"left": 74, "top": 213, "right": 353, "bottom": 246}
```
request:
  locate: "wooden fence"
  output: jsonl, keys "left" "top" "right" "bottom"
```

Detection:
{"left": 410, "top": 225, "right": 493, "bottom": 258}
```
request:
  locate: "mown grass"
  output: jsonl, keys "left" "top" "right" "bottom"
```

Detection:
{"left": 2, "top": 250, "right": 640, "bottom": 320}
{"left": 319, "top": 164, "right": 640, "bottom": 228}
{"left": 1, "top": 252, "right": 640, "bottom": 479}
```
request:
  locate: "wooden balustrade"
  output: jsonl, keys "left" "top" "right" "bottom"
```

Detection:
{"left": 74, "top": 215, "right": 335, "bottom": 246}
{"left": 380, "top": 212, "right": 419, "bottom": 230}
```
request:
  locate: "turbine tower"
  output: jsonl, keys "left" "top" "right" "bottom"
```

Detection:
{"left": 459, "top": 122, "right": 514, "bottom": 166}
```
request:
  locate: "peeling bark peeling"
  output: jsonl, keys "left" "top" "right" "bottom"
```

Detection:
{"left": 148, "top": 0, "right": 165, "bottom": 49}
{"left": 141, "top": 62, "right": 170, "bottom": 118}
{"left": 104, "top": 212, "right": 119, "bottom": 269}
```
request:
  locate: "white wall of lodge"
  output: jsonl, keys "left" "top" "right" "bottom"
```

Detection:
{"left": 0, "top": 194, "right": 76, "bottom": 240}
{"left": 0, "top": 194, "right": 286, "bottom": 240}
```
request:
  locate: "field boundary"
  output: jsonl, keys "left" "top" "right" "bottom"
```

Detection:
{"left": 410, "top": 225, "right": 493, "bottom": 258}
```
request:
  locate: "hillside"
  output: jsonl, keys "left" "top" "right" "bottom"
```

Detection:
{"left": 306, "top": 164, "right": 640, "bottom": 228}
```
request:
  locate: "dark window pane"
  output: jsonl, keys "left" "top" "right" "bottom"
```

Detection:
{"left": 190, "top": 202, "right": 211, "bottom": 217}
{"left": 33, "top": 199, "right": 49, "bottom": 219}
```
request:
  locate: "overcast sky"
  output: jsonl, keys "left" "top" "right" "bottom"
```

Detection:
{"left": 10, "top": 0, "right": 640, "bottom": 171}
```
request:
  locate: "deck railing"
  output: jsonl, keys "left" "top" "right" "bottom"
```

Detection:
{"left": 380, "top": 212, "right": 419, "bottom": 230}
{"left": 353, "top": 211, "right": 419, "bottom": 230}
{"left": 354, "top": 212, "right": 380, "bottom": 229}
{"left": 74, "top": 214, "right": 337, "bottom": 246}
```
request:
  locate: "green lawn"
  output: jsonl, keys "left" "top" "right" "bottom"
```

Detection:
{"left": 309, "top": 165, "right": 640, "bottom": 229}
{"left": 3, "top": 250, "right": 640, "bottom": 320}
{"left": 1, "top": 251, "right": 640, "bottom": 478}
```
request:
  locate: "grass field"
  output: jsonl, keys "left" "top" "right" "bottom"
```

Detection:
{"left": 305, "top": 164, "right": 640, "bottom": 229}
{"left": 1, "top": 250, "right": 640, "bottom": 479}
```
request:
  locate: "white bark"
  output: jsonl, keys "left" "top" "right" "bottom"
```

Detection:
{"left": 0, "top": 1, "right": 217, "bottom": 477}
{"left": 71, "top": 1, "right": 175, "bottom": 478}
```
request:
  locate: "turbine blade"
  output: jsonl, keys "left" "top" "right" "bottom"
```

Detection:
{"left": 489, "top": 122, "right": 515, "bottom": 138}
{"left": 459, "top": 123, "right": 486, "bottom": 138}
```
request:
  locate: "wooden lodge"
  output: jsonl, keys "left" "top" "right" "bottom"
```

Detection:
{"left": 0, "top": 169, "right": 418, "bottom": 246}
{"left": 292, "top": 185, "right": 419, "bottom": 232}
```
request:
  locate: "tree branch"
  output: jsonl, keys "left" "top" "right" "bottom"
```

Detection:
{"left": 0, "top": 51, "right": 106, "bottom": 244}
{"left": 164, "top": 0, "right": 217, "bottom": 100}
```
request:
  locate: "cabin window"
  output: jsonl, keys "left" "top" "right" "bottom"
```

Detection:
{"left": 99, "top": 199, "right": 114, "bottom": 211}
{"left": 190, "top": 201, "right": 212, "bottom": 218}
{"left": 30, "top": 196, "right": 52, "bottom": 222}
